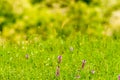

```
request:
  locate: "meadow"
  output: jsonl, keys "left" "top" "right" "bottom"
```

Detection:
{"left": 0, "top": 35, "right": 120, "bottom": 80}
{"left": 0, "top": 1, "right": 120, "bottom": 79}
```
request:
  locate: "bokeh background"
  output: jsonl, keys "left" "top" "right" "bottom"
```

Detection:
{"left": 0, "top": 0, "right": 120, "bottom": 42}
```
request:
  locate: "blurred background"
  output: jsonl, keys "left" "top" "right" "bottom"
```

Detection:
{"left": 0, "top": 0, "right": 120, "bottom": 42}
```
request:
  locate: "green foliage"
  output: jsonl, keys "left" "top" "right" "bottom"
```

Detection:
{"left": 0, "top": 0, "right": 120, "bottom": 41}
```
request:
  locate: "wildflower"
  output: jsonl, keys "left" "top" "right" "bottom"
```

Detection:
{"left": 81, "top": 60, "right": 86, "bottom": 69}
{"left": 118, "top": 74, "right": 120, "bottom": 80}
{"left": 56, "top": 66, "right": 60, "bottom": 77}
{"left": 69, "top": 46, "right": 74, "bottom": 52}
{"left": 25, "top": 54, "right": 29, "bottom": 59}
{"left": 58, "top": 55, "right": 62, "bottom": 64}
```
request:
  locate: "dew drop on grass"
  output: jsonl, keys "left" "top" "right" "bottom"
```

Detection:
{"left": 47, "top": 58, "right": 50, "bottom": 61}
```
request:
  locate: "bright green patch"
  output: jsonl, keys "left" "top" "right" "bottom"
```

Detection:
{"left": 0, "top": 36, "right": 120, "bottom": 80}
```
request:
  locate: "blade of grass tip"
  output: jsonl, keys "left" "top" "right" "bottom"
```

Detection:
{"left": 56, "top": 66, "right": 60, "bottom": 77}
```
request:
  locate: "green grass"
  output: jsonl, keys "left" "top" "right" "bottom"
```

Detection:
{"left": 0, "top": 35, "right": 120, "bottom": 80}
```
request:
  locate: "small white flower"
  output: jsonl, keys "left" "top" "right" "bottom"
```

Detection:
{"left": 69, "top": 46, "right": 74, "bottom": 52}
{"left": 91, "top": 70, "right": 95, "bottom": 74}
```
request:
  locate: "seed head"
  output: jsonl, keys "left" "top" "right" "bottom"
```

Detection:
{"left": 56, "top": 66, "right": 60, "bottom": 77}
{"left": 58, "top": 55, "right": 62, "bottom": 64}
{"left": 81, "top": 60, "right": 86, "bottom": 69}
{"left": 25, "top": 54, "right": 29, "bottom": 59}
